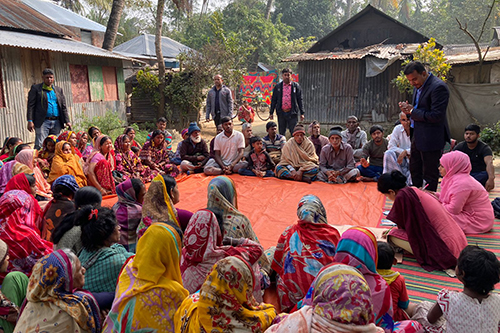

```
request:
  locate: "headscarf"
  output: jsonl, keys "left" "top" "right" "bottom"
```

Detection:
{"left": 15, "top": 250, "right": 101, "bottom": 333}
{"left": 277, "top": 135, "right": 318, "bottom": 170}
{"left": 48, "top": 141, "right": 87, "bottom": 187}
{"left": 180, "top": 209, "right": 264, "bottom": 293}
{"left": 114, "top": 134, "right": 153, "bottom": 182}
{"left": 137, "top": 174, "right": 179, "bottom": 238}
{"left": 57, "top": 130, "right": 82, "bottom": 157}
{"left": 0, "top": 190, "right": 52, "bottom": 275}
{"left": 175, "top": 256, "right": 277, "bottom": 333}
{"left": 333, "top": 227, "right": 393, "bottom": 325}
{"left": 2, "top": 142, "right": 24, "bottom": 163}
{"left": 267, "top": 264, "right": 384, "bottom": 333}
{"left": 76, "top": 131, "right": 88, "bottom": 153}
{"left": 38, "top": 135, "right": 57, "bottom": 160}
{"left": 272, "top": 195, "right": 341, "bottom": 312}
{"left": 103, "top": 223, "right": 188, "bottom": 333}
{"left": 5, "top": 173, "right": 42, "bottom": 219}
{"left": 86, "top": 135, "right": 115, "bottom": 171}
{"left": 0, "top": 160, "right": 29, "bottom": 194}
{"left": 207, "top": 176, "right": 258, "bottom": 242}
{"left": 113, "top": 179, "right": 143, "bottom": 252}
{"left": 52, "top": 174, "right": 80, "bottom": 194}
{"left": 16, "top": 149, "right": 52, "bottom": 197}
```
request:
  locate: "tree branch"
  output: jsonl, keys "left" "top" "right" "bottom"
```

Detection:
{"left": 478, "top": 0, "right": 497, "bottom": 42}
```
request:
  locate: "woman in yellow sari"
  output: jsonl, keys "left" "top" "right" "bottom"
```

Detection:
{"left": 48, "top": 141, "right": 87, "bottom": 187}
{"left": 102, "top": 223, "right": 188, "bottom": 333}
{"left": 175, "top": 256, "right": 276, "bottom": 333}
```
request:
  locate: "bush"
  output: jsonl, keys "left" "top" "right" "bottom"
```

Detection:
{"left": 480, "top": 121, "right": 500, "bottom": 153}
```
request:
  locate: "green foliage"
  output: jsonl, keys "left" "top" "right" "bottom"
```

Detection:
{"left": 133, "top": 68, "right": 161, "bottom": 106}
{"left": 393, "top": 38, "right": 451, "bottom": 94}
{"left": 481, "top": 121, "right": 500, "bottom": 153}
{"left": 74, "top": 110, "right": 125, "bottom": 142}
{"left": 126, "top": 123, "right": 149, "bottom": 145}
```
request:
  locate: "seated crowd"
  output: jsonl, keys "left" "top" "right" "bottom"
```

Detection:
{"left": 0, "top": 115, "right": 498, "bottom": 333}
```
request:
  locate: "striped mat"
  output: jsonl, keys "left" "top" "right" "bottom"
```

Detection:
{"left": 380, "top": 176, "right": 500, "bottom": 303}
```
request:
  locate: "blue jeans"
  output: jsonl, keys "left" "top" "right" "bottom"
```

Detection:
{"left": 471, "top": 171, "right": 488, "bottom": 187}
{"left": 357, "top": 165, "right": 383, "bottom": 180}
{"left": 34, "top": 119, "right": 61, "bottom": 149}
{"left": 238, "top": 168, "right": 275, "bottom": 177}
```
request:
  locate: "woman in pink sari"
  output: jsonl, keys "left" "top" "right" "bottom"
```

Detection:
{"left": 84, "top": 135, "right": 117, "bottom": 196}
{"left": 437, "top": 151, "right": 494, "bottom": 234}
{"left": 15, "top": 149, "right": 52, "bottom": 199}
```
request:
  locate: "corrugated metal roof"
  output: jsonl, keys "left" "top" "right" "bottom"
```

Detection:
{"left": 22, "top": 0, "right": 107, "bottom": 32}
{"left": 0, "top": 0, "right": 73, "bottom": 37}
{"left": 445, "top": 47, "right": 500, "bottom": 65}
{"left": 443, "top": 43, "right": 490, "bottom": 56}
{"left": 283, "top": 43, "right": 420, "bottom": 62}
{"left": 0, "top": 30, "right": 132, "bottom": 60}
{"left": 114, "top": 33, "right": 191, "bottom": 58}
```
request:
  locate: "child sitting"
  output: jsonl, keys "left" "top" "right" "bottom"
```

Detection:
{"left": 377, "top": 241, "right": 413, "bottom": 321}
{"left": 131, "top": 146, "right": 140, "bottom": 157}
{"left": 238, "top": 136, "right": 275, "bottom": 177}
{"left": 424, "top": 245, "right": 500, "bottom": 332}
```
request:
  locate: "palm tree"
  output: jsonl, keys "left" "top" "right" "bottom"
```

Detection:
{"left": 102, "top": 0, "right": 125, "bottom": 50}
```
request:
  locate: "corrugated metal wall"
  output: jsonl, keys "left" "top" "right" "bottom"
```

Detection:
{"left": 0, "top": 46, "right": 126, "bottom": 143}
{"left": 299, "top": 59, "right": 403, "bottom": 125}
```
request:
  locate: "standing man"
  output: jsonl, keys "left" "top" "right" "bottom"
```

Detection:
{"left": 27, "top": 68, "right": 70, "bottom": 149}
{"left": 399, "top": 61, "right": 450, "bottom": 191}
{"left": 205, "top": 74, "right": 233, "bottom": 126}
{"left": 454, "top": 124, "right": 495, "bottom": 191}
{"left": 270, "top": 68, "right": 304, "bottom": 136}
{"left": 341, "top": 115, "right": 367, "bottom": 161}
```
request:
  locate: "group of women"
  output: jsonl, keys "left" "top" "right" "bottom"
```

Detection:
{"left": 0, "top": 124, "right": 495, "bottom": 333}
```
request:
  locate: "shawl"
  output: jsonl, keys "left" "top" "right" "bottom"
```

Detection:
{"left": 137, "top": 174, "right": 179, "bottom": 238}
{"left": 5, "top": 173, "right": 43, "bottom": 219}
{"left": 267, "top": 264, "right": 383, "bottom": 333}
{"left": 114, "top": 134, "right": 153, "bottom": 182}
{"left": 0, "top": 271, "right": 28, "bottom": 333}
{"left": 207, "top": 176, "right": 258, "bottom": 242}
{"left": 377, "top": 269, "right": 400, "bottom": 286}
{"left": 15, "top": 250, "right": 101, "bottom": 333}
{"left": 175, "top": 256, "right": 277, "bottom": 333}
{"left": 333, "top": 227, "right": 393, "bottom": 324}
{"left": 386, "top": 187, "right": 459, "bottom": 271}
{"left": 11, "top": 162, "right": 32, "bottom": 177}
{"left": 0, "top": 160, "right": 15, "bottom": 193}
{"left": 180, "top": 209, "right": 264, "bottom": 294}
{"left": 76, "top": 131, "right": 88, "bottom": 153}
{"left": 58, "top": 130, "right": 82, "bottom": 158}
{"left": 0, "top": 190, "right": 52, "bottom": 275}
{"left": 85, "top": 135, "right": 116, "bottom": 174}
{"left": 278, "top": 137, "right": 318, "bottom": 170}
{"left": 16, "top": 149, "right": 52, "bottom": 197}
{"left": 113, "top": 179, "right": 143, "bottom": 252}
{"left": 48, "top": 141, "right": 87, "bottom": 187}
{"left": 439, "top": 150, "right": 485, "bottom": 205}
{"left": 272, "top": 195, "right": 341, "bottom": 312}
{"left": 103, "top": 223, "right": 188, "bottom": 333}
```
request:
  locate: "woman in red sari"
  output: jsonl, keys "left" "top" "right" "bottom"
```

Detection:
{"left": 114, "top": 134, "right": 155, "bottom": 183}
{"left": 58, "top": 130, "right": 82, "bottom": 158}
{"left": 84, "top": 135, "right": 117, "bottom": 196}
{"left": 76, "top": 131, "right": 89, "bottom": 155}
{"left": 139, "top": 130, "right": 178, "bottom": 177}
{"left": 1, "top": 174, "right": 52, "bottom": 275}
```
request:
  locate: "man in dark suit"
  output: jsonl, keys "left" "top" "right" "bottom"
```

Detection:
{"left": 27, "top": 68, "right": 71, "bottom": 149}
{"left": 399, "top": 61, "right": 450, "bottom": 191}
{"left": 270, "top": 68, "right": 304, "bottom": 136}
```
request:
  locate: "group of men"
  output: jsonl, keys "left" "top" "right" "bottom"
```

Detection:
{"left": 203, "top": 62, "right": 495, "bottom": 190}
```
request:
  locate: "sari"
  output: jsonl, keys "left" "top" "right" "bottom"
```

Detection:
{"left": 14, "top": 250, "right": 101, "bottom": 333}
{"left": 114, "top": 134, "right": 155, "bottom": 183}
{"left": 0, "top": 189, "right": 52, "bottom": 276}
{"left": 0, "top": 160, "right": 31, "bottom": 194}
{"left": 137, "top": 174, "right": 179, "bottom": 238}
{"left": 58, "top": 130, "right": 82, "bottom": 158}
{"left": 272, "top": 195, "right": 341, "bottom": 312}
{"left": 0, "top": 271, "right": 29, "bottom": 333}
{"left": 175, "top": 256, "right": 277, "bottom": 333}
{"left": 140, "top": 139, "right": 178, "bottom": 177}
{"left": 76, "top": 131, "right": 88, "bottom": 154}
{"left": 16, "top": 149, "right": 52, "bottom": 198}
{"left": 48, "top": 141, "right": 87, "bottom": 187}
{"left": 113, "top": 179, "right": 143, "bottom": 252}
{"left": 85, "top": 135, "right": 116, "bottom": 194}
{"left": 267, "top": 264, "right": 384, "bottom": 333}
{"left": 207, "top": 176, "right": 258, "bottom": 242}
{"left": 103, "top": 223, "right": 188, "bottom": 333}
{"left": 333, "top": 227, "right": 393, "bottom": 327}
{"left": 181, "top": 209, "right": 264, "bottom": 294}
{"left": 38, "top": 134, "right": 57, "bottom": 167}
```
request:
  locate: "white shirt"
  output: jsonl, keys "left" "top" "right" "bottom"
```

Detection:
{"left": 214, "top": 130, "right": 245, "bottom": 165}
{"left": 388, "top": 124, "right": 411, "bottom": 155}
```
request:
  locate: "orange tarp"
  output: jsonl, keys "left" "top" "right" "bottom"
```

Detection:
{"left": 102, "top": 174, "right": 385, "bottom": 249}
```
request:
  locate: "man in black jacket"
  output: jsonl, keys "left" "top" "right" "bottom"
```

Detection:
{"left": 270, "top": 68, "right": 304, "bottom": 136}
{"left": 27, "top": 68, "right": 71, "bottom": 149}
{"left": 399, "top": 61, "right": 450, "bottom": 191}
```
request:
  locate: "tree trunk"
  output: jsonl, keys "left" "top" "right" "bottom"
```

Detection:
{"left": 265, "top": 0, "right": 273, "bottom": 20}
{"left": 346, "top": 0, "right": 353, "bottom": 20}
{"left": 102, "top": 0, "right": 125, "bottom": 51}
{"left": 156, "top": 0, "right": 166, "bottom": 119}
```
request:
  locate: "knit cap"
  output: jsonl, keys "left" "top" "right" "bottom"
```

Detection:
{"left": 188, "top": 122, "right": 201, "bottom": 136}
{"left": 293, "top": 124, "right": 306, "bottom": 136}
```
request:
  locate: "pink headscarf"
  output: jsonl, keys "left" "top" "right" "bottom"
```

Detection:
{"left": 439, "top": 151, "right": 483, "bottom": 203}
